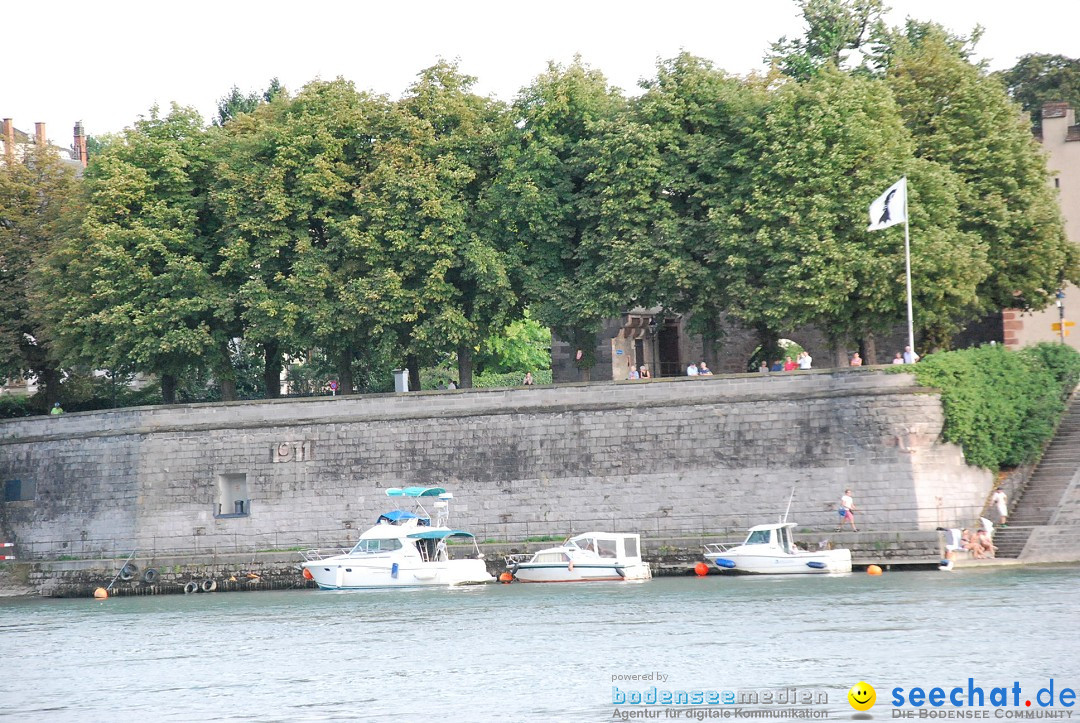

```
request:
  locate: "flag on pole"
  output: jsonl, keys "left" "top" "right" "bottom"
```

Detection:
{"left": 867, "top": 177, "right": 907, "bottom": 231}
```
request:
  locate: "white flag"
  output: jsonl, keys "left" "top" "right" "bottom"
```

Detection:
{"left": 867, "top": 177, "right": 907, "bottom": 231}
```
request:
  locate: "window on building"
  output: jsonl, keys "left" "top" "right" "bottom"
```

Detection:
{"left": 215, "top": 473, "right": 250, "bottom": 518}
{"left": 3, "top": 479, "right": 35, "bottom": 502}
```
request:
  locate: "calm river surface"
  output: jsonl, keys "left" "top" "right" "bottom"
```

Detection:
{"left": 2, "top": 565, "right": 1078, "bottom": 722}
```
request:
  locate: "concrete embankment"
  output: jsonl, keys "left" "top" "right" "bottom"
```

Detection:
{"left": 2, "top": 529, "right": 950, "bottom": 597}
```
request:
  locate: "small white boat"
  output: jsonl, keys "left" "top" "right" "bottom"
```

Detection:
{"left": 508, "top": 532, "right": 652, "bottom": 583}
{"left": 300, "top": 487, "right": 494, "bottom": 589}
{"left": 703, "top": 522, "right": 851, "bottom": 575}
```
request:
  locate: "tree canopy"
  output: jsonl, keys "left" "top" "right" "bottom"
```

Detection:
{"left": 7, "top": 6, "right": 1076, "bottom": 409}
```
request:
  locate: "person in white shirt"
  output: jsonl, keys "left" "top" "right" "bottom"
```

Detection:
{"left": 686, "top": 363, "right": 699, "bottom": 376}
{"left": 903, "top": 345, "right": 920, "bottom": 364}
{"left": 836, "top": 489, "right": 858, "bottom": 532}
{"left": 990, "top": 488, "right": 1008, "bottom": 526}
{"left": 797, "top": 351, "right": 812, "bottom": 370}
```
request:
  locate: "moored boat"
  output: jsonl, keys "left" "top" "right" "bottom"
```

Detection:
{"left": 507, "top": 532, "right": 652, "bottom": 583}
{"left": 300, "top": 487, "right": 494, "bottom": 589}
{"left": 703, "top": 522, "right": 851, "bottom": 574}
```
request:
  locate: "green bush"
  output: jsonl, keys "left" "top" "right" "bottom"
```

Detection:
{"left": 0, "top": 395, "right": 35, "bottom": 419}
{"left": 907, "top": 343, "right": 1080, "bottom": 470}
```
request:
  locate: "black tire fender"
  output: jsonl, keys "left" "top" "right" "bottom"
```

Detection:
{"left": 183, "top": 581, "right": 199, "bottom": 594}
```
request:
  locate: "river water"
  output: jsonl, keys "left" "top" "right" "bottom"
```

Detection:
{"left": 1, "top": 565, "right": 1077, "bottom": 722}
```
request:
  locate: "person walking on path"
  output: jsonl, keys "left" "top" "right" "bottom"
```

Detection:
{"left": 991, "top": 488, "right": 1008, "bottom": 527}
{"left": 836, "top": 489, "right": 858, "bottom": 532}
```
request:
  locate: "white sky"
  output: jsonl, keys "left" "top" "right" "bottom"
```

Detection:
{"left": 6, "top": 0, "right": 1079, "bottom": 145}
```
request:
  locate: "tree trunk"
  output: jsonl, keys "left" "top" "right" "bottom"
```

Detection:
{"left": 862, "top": 334, "right": 878, "bottom": 366}
{"left": 757, "top": 326, "right": 781, "bottom": 368}
{"left": 217, "top": 338, "right": 237, "bottom": 402}
{"left": 457, "top": 344, "right": 474, "bottom": 389}
{"left": 161, "top": 373, "right": 177, "bottom": 404}
{"left": 337, "top": 347, "right": 354, "bottom": 395}
{"left": 263, "top": 341, "right": 282, "bottom": 399}
{"left": 702, "top": 314, "right": 721, "bottom": 370}
{"left": 407, "top": 354, "right": 421, "bottom": 392}
{"left": 38, "top": 365, "right": 62, "bottom": 411}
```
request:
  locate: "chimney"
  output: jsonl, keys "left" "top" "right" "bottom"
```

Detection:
{"left": 73, "top": 121, "right": 87, "bottom": 167}
{"left": 2, "top": 118, "right": 13, "bottom": 163}
{"left": 35, "top": 122, "right": 47, "bottom": 147}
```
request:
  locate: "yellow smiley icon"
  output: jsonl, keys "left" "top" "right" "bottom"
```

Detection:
{"left": 848, "top": 681, "right": 876, "bottom": 711}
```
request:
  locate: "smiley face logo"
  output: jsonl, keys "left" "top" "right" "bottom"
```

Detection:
{"left": 848, "top": 681, "right": 876, "bottom": 711}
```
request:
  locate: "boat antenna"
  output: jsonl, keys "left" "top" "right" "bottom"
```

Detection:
{"left": 782, "top": 487, "right": 795, "bottom": 524}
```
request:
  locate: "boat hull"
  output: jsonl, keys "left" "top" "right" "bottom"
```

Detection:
{"left": 704, "top": 549, "right": 851, "bottom": 575}
{"left": 302, "top": 557, "right": 493, "bottom": 589}
{"left": 513, "top": 561, "right": 652, "bottom": 583}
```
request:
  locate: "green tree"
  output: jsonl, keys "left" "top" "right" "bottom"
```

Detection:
{"left": 214, "top": 77, "right": 284, "bottom": 126}
{"left": 711, "top": 68, "right": 986, "bottom": 354}
{"left": 885, "top": 25, "right": 1079, "bottom": 313}
{"left": 628, "top": 54, "right": 769, "bottom": 361}
{"left": 499, "top": 58, "right": 627, "bottom": 379}
{"left": 474, "top": 311, "right": 551, "bottom": 375}
{"left": 767, "top": 0, "right": 887, "bottom": 80}
{"left": 994, "top": 54, "right": 1080, "bottom": 129}
{"left": 0, "top": 145, "right": 84, "bottom": 409}
{"left": 41, "top": 104, "right": 233, "bottom": 403}
{"left": 212, "top": 92, "right": 305, "bottom": 398}
{"left": 398, "top": 61, "right": 519, "bottom": 388}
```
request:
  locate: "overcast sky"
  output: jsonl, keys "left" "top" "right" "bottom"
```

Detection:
{"left": 6, "top": 0, "right": 1079, "bottom": 145}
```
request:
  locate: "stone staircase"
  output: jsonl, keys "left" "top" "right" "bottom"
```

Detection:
{"left": 994, "top": 397, "right": 1080, "bottom": 558}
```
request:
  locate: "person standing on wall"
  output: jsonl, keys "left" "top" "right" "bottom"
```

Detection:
{"left": 991, "top": 488, "right": 1008, "bottom": 527}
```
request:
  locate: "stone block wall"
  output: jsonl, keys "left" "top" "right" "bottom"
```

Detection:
{"left": 0, "top": 370, "right": 992, "bottom": 560}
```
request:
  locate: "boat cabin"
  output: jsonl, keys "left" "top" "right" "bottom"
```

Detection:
{"left": 741, "top": 523, "right": 799, "bottom": 554}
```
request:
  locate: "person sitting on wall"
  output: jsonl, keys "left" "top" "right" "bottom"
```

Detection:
{"left": 850, "top": 353, "right": 863, "bottom": 367}
{"left": 698, "top": 362, "right": 713, "bottom": 375}
{"left": 686, "top": 362, "right": 699, "bottom": 376}
{"left": 50, "top": 402, "right": 64, "bottom": 415}
{"left": 639, "top": 366, "right": 651, "bottom": 378}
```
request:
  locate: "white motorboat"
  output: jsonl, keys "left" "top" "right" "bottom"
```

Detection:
{"left": 300, "top": 487, "right": 494, "bottom": 589}
{"left": 507, "top": 532, "right": 652, "bottom": 583}
{"left": 703, "top": 522, "right": 851, "bottom": 574}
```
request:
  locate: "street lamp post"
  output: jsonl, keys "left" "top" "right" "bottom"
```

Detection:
{"left": 1057, "top": 290, "right": 1066, "bottom": 345}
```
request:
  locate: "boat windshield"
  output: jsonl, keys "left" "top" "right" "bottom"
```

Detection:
{"left": 350, "top": 538, "right": 404, "bottom": 554}
{"left": 745, "top": 529, "right": 772, "bottom": 546}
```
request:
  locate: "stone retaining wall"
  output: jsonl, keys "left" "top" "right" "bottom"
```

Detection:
{"left": 1, "top": 370, "right": 991, "bottom": 569}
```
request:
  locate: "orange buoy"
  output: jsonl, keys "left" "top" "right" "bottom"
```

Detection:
{"left": 93, "top": 587, "right": 108, "bottom": 599}
{"left": 867, "top": 565, "right": 883, "bottom": 576}
{"left": 694, "top": 562, "right": 709, "bottom": 577}
{"left": 498, "top": 572, "right": 513, "bottom": 583}
{"left": 302, "top": 567, "right": 314, "bottom": 580}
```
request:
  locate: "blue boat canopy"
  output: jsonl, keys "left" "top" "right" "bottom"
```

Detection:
{"left": 385, "top": 486, "right": 447, "bottom": 498}
{"left": 377, "top": 510, "right": 430, "bottom": 525}
{"left": 407, "top": 530, "right": 475, "bottom": 540}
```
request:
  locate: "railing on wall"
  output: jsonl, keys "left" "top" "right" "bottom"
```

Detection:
{"left": 3, "top": 503, "right": 984, "bottom": 561}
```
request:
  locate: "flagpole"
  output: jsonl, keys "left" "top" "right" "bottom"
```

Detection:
{"left": 903, "top": 176, "right": 914, "bottom": 355}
